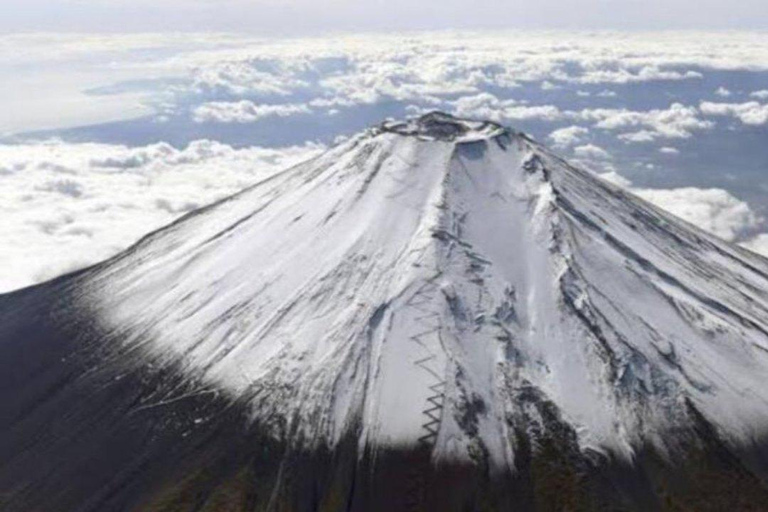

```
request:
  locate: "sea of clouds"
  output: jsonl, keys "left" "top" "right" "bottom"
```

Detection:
{"left": 2, "top": 31, "right": 768, "bottom": 292}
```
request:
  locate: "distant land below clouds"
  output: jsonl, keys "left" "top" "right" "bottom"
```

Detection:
{"left": 1, "top": 30, "right": 768, "bottom": 292}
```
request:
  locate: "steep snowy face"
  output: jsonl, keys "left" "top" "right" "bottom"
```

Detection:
{"left": 81, "top": 112, "right": 768, "bottom": 467}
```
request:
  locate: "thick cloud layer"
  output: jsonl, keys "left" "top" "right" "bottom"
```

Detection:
{"left": 0, "top": 140, "right": 321, "bottom": 292}
{"left": 1, "top": 31, "right": 768, "bottom": 292}
{"left": 598, "top": 172, "right": 763, "bottom": 243}
{"left": 700, "top": 101, "right": 768, "bottom": 126}
{"left": 632, "top": 187, "right": 761, "bottom": 242}
{"left": 0, "top": 136, "right": 764, "bottom": 294}
{"left": 5, "top": 31, "right": 768, "bottom": 136}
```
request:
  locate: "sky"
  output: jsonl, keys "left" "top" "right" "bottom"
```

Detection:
{"left": 1, "top": 9, "right": 768, "bottom": 293}
{"left": 1, "top": 0, "right": 768, "bottom": 33}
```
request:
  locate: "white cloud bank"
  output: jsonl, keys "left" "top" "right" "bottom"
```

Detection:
{"left": 549, "top": 125, "right": 590, "bottom": 147}
{"left": 2, "top": 32, "right": 768, "bottom": 290}
{"left": 448, "top": 93, "right": 564, "bottom": 123}
{"left": 0, "top": 136, "right": 764, "bottom": 294}
{"left": 192, "top": 101, "right": 312, "bottom": 123}
{"left": 715, "top": 86, "right": 732, "bottom": 97}
{"left": 743, "top": 235, "right": 768, "bottom": 258}
{"left": 700, "top": 101, "right": 768, "bottom": 126}
{"left": 0, "top": 140, "right": 322, "bottom": 293}
{"left": 446, "top": 94, "right": 715, "bottom": 143}
{"left": 573, "top": 144, "right": 612, "bottom": 160}
{"left": 0, "top": 30, "right": 731, "bottom": 134}
{"left": 170, "top": 31, "right": 768, "bottom": 93}
{"left": 635, "top": 187, "right": 761, "bottom": 242}
{"left": 600, "top": 172, "right": 767, "bottom": 253}
{"left": 580, "top": 103, "right": 714, "bottom": 141}
{"left": 4, "top": 31, "right": 768, "bottom": 136}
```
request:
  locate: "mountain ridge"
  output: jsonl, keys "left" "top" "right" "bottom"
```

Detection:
{"left": 3, "top": 112, "right": 768, "bottom": 511}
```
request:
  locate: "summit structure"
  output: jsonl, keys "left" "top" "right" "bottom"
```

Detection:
{"left": 2, "top": 113, "right": 768, "bottom": 510}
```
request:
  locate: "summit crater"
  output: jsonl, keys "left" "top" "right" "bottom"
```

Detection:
{"left": 3, "top": 114, "right": 768, "bottom": 511}
{"left": 378, "top": 111, "right": 507, "bottom": 142}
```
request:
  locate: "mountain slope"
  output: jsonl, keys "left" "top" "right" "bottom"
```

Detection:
{"left": 3, "top": 112, "right": 768, "bottom": 511}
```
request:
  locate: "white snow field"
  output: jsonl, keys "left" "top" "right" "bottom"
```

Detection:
{"left": 76, "top": 112, "right": 768, "bottom": 467}
{"left": 5, "top": 113, "right": 768, "bottom": 511}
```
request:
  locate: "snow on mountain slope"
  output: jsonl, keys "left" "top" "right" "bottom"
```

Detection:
{"left": 3, "top": 112, "right": 768, "bottom": 511}
{"left": 83, "top": 111, "right": 768, "bottom": 457}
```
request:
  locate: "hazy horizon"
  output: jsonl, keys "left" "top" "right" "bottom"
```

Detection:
{"left": 1, "top": 15, "right": 768, "bottom": 292}
{"left": 2, "top": 0, "right": 768, "bottom": 33}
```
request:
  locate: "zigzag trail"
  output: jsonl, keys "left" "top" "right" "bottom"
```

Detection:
{"left": 403, "top": 275, "right": 448, "bottom": 510}
{"left": 5, "top": 113, "right": 768, "bottom": 511}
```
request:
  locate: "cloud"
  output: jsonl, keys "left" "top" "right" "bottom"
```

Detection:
{"left": 742, "top": 235, "right": 768, "bottom": 258}
{"left": 576, "top": 66, "right": 702, "bottom": 85}
{"left": 2, "top": 30, "right": 768, "bottom": 282}
{"left": 715, "top": 86, "right": 732, "bottom": 97}
{"left": 141, "top": 32, "right": 768, "bottom": 131}
{"left": 659, "top": 146, "right": 680, "bottom": 154}
{"left": 541, "top": 81, "right": 561, "bottom": 90}
{"left": 604, "top": 173, "right": 763, "bottom": 242}
{"left": 448, "top": 93, "right": 507, "bottom": 121}
{"left": 4, "top": 30, "right": 768, "bottom": 148}
{"left": 573, "top": 143, "right": 611, "bottom": 160}
{"left": 448, "top": 93, "right": 564, "bottom": 123}
{"left": 190, "top": 60, "right": 311, "bottom": 98}
{"left": 35, "top": 179, "right": 85, "bottom": 198}
{"left": 599, "top": 171, "right": 765, "bottom": 248}
{"left": 700, "top": 101, "right": 768, "bottom": 125}
{"left": 0, "top": 139, "right": 323, "bottom": 293}
{"left": 446, "top": 95, "right": 716, "bottom": 139}
{"left": 7, "top": 31, "right": 768, "bottom": 137}
{"left": 635, "top": 187, "right": 761, "bottom": 241}
{"left": 617, "top": 130, "right": 658, "bottom": 143}
{"left": 578, "top": 103, "right": 714, "bottom": 141}
{"left": 503, "top": 105, "right": 564, "bottom": 122}
{"left": 192, "top": 100, "right": 312, "bottom": 123}
{"left": 599, "top": 171, "right": 633, "bottom": 188}
{"left": 549, "top": 125, "right": 589, "bottom": 147}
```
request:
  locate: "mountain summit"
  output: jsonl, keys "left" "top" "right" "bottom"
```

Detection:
{"left": 3, "top": 112, "right": 768, "bottom": 511}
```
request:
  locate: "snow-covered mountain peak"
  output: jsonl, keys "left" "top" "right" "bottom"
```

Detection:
{"left": 378, "top": 111, "right": 507, "bottom": 142}
{"left": 4, "top": 115, "right": 768, "bottom": 511}
{"left": 72, "top": 116, "right": 768, "bottom": 461}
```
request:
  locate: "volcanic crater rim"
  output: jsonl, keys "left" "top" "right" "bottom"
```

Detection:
{"left": 378, "top": 111, "right": 508, "bottom": 143}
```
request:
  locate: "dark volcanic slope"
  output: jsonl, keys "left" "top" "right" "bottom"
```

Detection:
{"left": 3, "top": 113, "right": 768, "bottom": 511}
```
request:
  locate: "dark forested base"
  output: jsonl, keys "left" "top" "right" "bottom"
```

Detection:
{"left": 134, "top": 432, "right": 768, "bottom": 512}
{"left": 3, "top": 279, "right": 768, "bottom": 512}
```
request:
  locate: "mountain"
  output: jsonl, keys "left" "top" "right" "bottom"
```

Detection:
{"left": 3, "top": 112, "right": 768, "bottom": 511}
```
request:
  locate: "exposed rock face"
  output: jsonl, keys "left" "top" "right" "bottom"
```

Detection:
{"left": 2, "top": 113, "right": 768, "bottom": 511}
